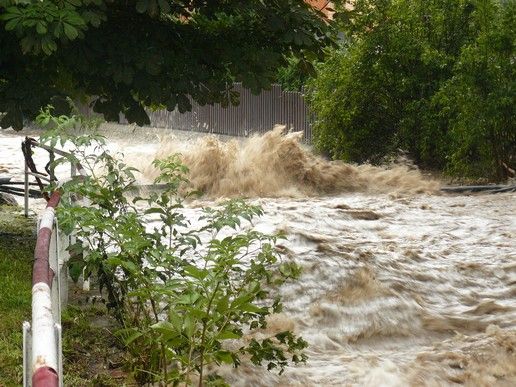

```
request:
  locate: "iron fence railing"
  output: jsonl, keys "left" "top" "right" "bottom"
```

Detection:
{"left": 24, "top": 191, "right": 64, "bottom": 387}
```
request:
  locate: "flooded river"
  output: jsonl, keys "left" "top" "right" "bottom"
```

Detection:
{"left": 1, "top": 126, "right": 515, "bottom": 386}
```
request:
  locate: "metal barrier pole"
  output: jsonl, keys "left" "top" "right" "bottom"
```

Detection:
{"left": 24, "top": 159, "right": 29, "bottom": 217}
{"left": 22, "top": 141, "right": 87, "bottom": 386}
{"left": 30, "top": 192, "right": 61, "bottom": 387}
{"left": 55, "top": 323, "right": 63, "bottom": 387}
{"left": 22, "top": 322, "right": 31, "bottom": 387}
{"left": 70, "top": 163, "right": 76, "bottom": 179}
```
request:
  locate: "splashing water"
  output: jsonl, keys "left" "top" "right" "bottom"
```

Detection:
{"left": 144, "top": 126, "right": 439, "bottom": 197}
{"left": 1, "top": 126, "right": 514, "bottom": 386}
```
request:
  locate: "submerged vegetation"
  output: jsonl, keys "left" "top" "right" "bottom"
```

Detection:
{"left": 38, "top": 108, "right": 307, "bottom": 385}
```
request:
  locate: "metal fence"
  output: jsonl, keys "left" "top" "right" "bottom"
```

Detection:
{"left": 21, "top": 139, "right": 86, "bottom": 387}
{"left": 24, "top": 192, "right": 66, "bottom": 387}
{"left": 79, "top": 83, "right": 312, "bottom": 141}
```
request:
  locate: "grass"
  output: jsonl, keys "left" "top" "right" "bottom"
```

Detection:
{"left": 0, "top": 234, "right": 33, "bottom": 386}
{"left": 61, "top": 303, "right": 132, "bottom": 386}
{"left": 0, "top": 204, "right": 36, "bottom": 237}
{"left": 0, "top": 205, "right": 132, "bottom": 386}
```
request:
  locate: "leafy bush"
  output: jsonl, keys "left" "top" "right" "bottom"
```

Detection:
{"left": 38, "top": 112, "right": 306, "bottom": 385}
{"left": 307, "top": 0, "right": 515, "bottom": 180}
{"left": 435, "top": 0, "right": 515, "bottom": 179}
{"left": 276, "top": 55, "right": 317, "bottom": 92}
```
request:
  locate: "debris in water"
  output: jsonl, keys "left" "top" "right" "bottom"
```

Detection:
{"left": 343, "top": 210, "right": 381, "bottom": 220}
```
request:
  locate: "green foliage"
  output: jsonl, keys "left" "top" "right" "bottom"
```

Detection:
{"left": 307, "top": 0, "right": 515, "bottom": 180}
{"left": 275, "top": 55, "right": 317, "bottom": 92}
{"left": 435, "top": 0, "right": 515, "bottom": 179}
{"left": 0, "top": 0, "right": 335, "bottom": 130}
{"left": 42, "top": 122, "right": 306, "bottom": 385}
{"left": 0, "top": 234, "right": 33, "bottom": 386}
{"left": 36, "top": 103, "right": 104, "bottom": 151}
{"left": 0, "top": 0, "right": 104, "bottom": 55}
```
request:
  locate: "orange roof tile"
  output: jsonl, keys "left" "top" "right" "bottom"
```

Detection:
{"left": 306, "top": 0, "right": 334, "bottom": 19}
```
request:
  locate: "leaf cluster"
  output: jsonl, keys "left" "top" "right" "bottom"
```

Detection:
{"left": 0, "top": 0, "right": 336, "bottom": 130}
{"left": 43, "top": 117, "right": 306, "bottom": 385}
{"left": 307, "top": 0, "right": 515, "bottom": 180}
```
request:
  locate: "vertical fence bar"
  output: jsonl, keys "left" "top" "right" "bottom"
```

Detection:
{"left": 55, "top": 323, "right": 63, "bottom": 387}
{"left": 49, "top": 222, "right": 60, "bottom": 324}
{"left": 23, "top": 321, "right": 31, "bottom": 387}
{"left": 24, "top": 159, "right": 29, "bottom": 217}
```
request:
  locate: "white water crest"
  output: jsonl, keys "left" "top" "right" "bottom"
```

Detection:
{"left": 143, "top": 125, "right": 439, "bottom": 197}
{"left": 2, "top": 125, "right": 515, "bottom": 386}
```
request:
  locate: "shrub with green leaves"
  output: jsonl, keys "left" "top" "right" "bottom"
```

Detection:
{"left": 40, "top": 120, "right": 306, "bottom": 385}
{"left": 434, "top": 0, "right": 515, "bottom": 180}
{"left": 307, "top": 0, "right": 515, "bottom": 180}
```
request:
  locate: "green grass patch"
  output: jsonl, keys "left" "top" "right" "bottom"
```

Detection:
{"left": 0, "top": 205, "right": 36, "bottom": 237}
{"left": 0, "top": 206, "right": 131, "bottom": 386}
{"left": 0, "top": 234, "right": 34, "bottom": 386}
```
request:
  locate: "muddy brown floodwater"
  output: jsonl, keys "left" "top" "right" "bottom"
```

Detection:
{"left": 1, "top": 125, "right": 514, "bottom": 386}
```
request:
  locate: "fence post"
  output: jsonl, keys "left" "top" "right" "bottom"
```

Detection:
{"left": 55, "top": 323, "right": 63, "bottom": 387}
{"left": 23, "top": 321, "right": 31, "bottom": 387}
{"left": 56, "top": 222, "right": 70, "bottom": 308}
{"left": 49, "top": 221, "right": 61, "bottom": 324}
{"left": 24, "top": 159, "right": 29, "bottom": 217}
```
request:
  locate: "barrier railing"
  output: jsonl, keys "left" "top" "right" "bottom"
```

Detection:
{"left": 77, "top": 83, "right": 314, "bottom": 142}
{"left": 21, "top": 138, "right": 84, "bottom": 387}
{"left": 18, "top": 137, "right": 160, "bottom": 386}
{"left": 23, "top": 192, "right": 64, "bottom": 387}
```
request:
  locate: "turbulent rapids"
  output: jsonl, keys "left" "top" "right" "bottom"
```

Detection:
{"left": 1, "top": 126, "right": 515, "bottom": 386}
{"left": 144, "top": 125, "right": 439, "bottom": 197}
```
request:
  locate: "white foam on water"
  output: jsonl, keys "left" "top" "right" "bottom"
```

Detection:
{"left": 2, "top": 125, "right": 514, "bottom": 385}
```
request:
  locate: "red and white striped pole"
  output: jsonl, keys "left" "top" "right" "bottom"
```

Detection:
{"left": 31, "top": 191, "right": 61, "bottom": 387}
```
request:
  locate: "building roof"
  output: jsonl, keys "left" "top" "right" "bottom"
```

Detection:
{"left": 306, "top": 0, "right": 334, "bottom": 19}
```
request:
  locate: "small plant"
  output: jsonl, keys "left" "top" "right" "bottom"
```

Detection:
{"left": 41, "top": 116, "right": 307, "bottom": 385}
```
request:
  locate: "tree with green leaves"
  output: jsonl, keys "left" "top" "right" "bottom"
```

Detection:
{"left": 308, "top": 0, "right": 514, "bottom": 180}
{"left": 435, "top": 0, "right": 515, "bottom": 179}
{"left": 0, "top": 0, "right": 334, "bottom": 130}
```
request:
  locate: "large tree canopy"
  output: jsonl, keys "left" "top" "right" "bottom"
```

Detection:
{"left": 307, "top": 0, "right": 515, "bottom": 180}
{"left": 0, "top": 0, "right": 334, "bottom": 130}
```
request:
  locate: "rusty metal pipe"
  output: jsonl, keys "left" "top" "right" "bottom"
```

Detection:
{"left": 31, "top": 191, "right": 61, "bottom": 387}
